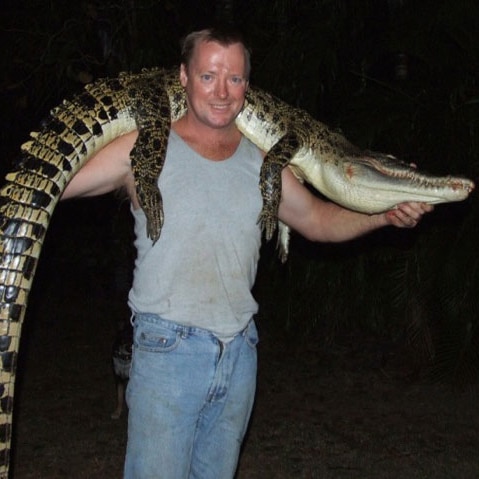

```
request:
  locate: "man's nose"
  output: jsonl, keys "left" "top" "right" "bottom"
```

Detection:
{"left": 215, "top": 80, "right": 228, "bottom": 98}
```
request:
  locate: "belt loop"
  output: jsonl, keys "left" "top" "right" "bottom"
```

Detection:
{"left": 129, "top": 312, "right": 136, "bottom": 327}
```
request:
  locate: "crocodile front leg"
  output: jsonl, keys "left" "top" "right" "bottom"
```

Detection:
{"left": 121, "top": 72, "right": 172, "bottom": 243}
{"left": 258, "top": 132, "right": 300, "bottom": 241}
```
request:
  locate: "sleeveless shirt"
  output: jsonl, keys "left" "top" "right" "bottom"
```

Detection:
{"left": 127, "top": 130, "right": 263, "bottom": 339}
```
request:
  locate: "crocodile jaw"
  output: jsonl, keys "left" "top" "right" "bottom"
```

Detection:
{"left": 289, "top": 150, "right": 475, "bottom": 214}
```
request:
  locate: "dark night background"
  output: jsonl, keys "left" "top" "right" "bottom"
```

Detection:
{"left": 1, "top": 1, "right": 479, "bottom": 477}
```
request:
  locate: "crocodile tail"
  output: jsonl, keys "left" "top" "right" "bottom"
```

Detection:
{"left": 0, "top": 75, "right": 136, "bottom": 477}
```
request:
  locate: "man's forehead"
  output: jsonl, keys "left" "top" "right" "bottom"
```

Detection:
{"left": 190, "top": 40, "right": 247, "bottom": 72}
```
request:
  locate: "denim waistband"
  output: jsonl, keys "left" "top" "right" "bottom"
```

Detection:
{"left": 131, "top": 312, "right": 253, "bottom": 342}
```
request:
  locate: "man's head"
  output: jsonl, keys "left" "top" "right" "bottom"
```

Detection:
{"left": 181, "top": 27, "right": 251, "bottom": 79}
{"left": 179, "top": 27, "right": 251, "bottom": 131}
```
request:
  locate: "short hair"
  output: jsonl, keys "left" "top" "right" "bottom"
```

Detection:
{"left": 180, "top": 27, "right": 251, "bottom": 78}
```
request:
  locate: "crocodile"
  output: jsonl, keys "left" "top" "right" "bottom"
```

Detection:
{"left": 0, "top": 67, "right": 474, "bottom": 477}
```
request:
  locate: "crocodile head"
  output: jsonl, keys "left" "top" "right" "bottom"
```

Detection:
{"left": 289, "top": 148, "right": 475, "bottom": 214}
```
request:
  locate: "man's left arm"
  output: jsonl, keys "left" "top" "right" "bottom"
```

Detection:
{"left": 278, "top": 167, "right": 434, "bottom": 243}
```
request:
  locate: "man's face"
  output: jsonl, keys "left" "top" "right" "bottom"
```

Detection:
{"left": 180, "top": 40, "right": 249, "bottom": 130}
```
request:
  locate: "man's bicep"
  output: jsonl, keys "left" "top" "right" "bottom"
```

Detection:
{"left": 278, "top": 168, "right": 316, "bottom": 229}
{"left": 61, "top": 131, "right": 138, "bottom": 200}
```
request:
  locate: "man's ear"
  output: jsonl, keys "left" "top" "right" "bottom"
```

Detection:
{"left": 180, "top": 64, "right": 188, "bottom": 87}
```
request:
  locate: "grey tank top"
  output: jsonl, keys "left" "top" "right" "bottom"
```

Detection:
{"left": 128, "top": 130, "right": 263, "bottom": 339}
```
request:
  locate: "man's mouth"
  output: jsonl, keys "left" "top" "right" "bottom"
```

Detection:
{"left": 211, "top": 103, "right": 230, "bottom": 110}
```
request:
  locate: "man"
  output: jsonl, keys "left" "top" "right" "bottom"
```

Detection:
{"left": 62, "top": 28, "right": 432, "bottom": 479}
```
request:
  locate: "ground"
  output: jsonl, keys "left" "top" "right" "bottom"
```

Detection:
{"left": 11, "top": 281, "right": 479, "bottom": 478}
{"left": 8, "top": 203, "right": 479, "bottom": 479}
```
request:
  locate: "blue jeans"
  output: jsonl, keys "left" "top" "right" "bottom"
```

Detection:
{"left": 124, "top": 313, "right": 259, "bottom": 479}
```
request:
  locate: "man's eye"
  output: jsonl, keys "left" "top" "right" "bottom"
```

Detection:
{"left": 201, "top": 74, "right": 213, "bottom": 81}
{"left": 231, "top": 76, "right": 244, "bottom": 85}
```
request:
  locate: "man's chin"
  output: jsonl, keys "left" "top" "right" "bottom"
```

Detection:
{"left": 207, "top": 117, "right": 236, "bottom": 129}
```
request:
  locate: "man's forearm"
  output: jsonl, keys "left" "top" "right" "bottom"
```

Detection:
{"left": 304, "top": 201, "right": 432, "bottom": 243}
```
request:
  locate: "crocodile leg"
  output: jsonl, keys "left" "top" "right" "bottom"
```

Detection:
{"left": 258, "top": 132, "right": 300, "bottom": 240}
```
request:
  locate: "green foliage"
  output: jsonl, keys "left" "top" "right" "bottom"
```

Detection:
{"left": 1, "top": 1, "right": 182, "bottom": 126}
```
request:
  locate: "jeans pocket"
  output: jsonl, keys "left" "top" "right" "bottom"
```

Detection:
{"left": 134, "top": 320, "right": 181, "bottom": 353}
{"left": 244, "top": 320, "right": 259, "bottom": 349}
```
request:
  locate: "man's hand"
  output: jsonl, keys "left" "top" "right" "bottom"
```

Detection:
{"left": 384, "top": 202, "right": 434, "bottom": 228}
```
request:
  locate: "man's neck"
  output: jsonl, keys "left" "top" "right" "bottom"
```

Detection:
{"left": 172, "top": 116, "right": 242, "bottom": 161}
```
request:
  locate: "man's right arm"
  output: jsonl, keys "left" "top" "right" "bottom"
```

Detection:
{"left": 61, "top": 130, "right": 139, "bottom": 203}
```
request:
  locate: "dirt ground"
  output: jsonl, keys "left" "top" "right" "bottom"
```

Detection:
{"left": 8, "top": 204, "right": 479, "bottom": 479}
{"left": 10, "top": 280, "right": 479, "bottom": 478}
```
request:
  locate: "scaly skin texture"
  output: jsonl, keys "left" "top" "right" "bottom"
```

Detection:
{"left": 236, "top": 86, "right": 475, "bottom": 259}
{"left": 0, "top": 67, "right": 474, "bottom": 477}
